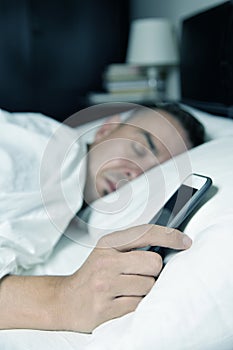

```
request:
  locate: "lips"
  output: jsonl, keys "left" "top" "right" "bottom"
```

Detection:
{"left": 106, "top": 178, "right": 117, "bottom": 192}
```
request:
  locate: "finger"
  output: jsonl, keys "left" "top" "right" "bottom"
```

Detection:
{"left": 99, "top": 224, "right": 192, "bottom": 251}
{"left": 112, "top": 296, "right": 143, "bottom": 317}
{"left": 93, "top": 296, "right": 143, "bottom": 330}
{"left": 119, "top": 250, "right": 163, "bottom": 277}
{"left": 113, "top": 274, "right": 155, "bottom": 297}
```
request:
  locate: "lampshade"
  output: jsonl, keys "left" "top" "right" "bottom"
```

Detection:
{"left": 126, "top": 18, "right": 179, "bottom": 67}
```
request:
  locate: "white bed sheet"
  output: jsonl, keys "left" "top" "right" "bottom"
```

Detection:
{"left": 1, "top": 107, "right": 233, "bottom": 350}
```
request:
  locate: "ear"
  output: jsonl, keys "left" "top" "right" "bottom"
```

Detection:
{"left": 94, "top": 115, "right": 121, "bottom": 143}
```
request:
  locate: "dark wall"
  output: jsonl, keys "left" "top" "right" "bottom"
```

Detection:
{"left": 0, "top": 0, "right": 129, "bottom": 121}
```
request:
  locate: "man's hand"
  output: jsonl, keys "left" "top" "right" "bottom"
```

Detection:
{"left": 0, "top": 224, "right": 192, "bottom": 333}
{"left": 57, "top": 224, "right": 192, "bottom": 332}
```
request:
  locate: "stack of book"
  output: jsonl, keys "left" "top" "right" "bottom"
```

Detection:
{"left": 88, "top": 63, "right": 156, "bottom": 104}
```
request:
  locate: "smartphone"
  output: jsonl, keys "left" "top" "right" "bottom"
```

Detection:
{"left": 147, "top": 173, "right": 212, "bottom": 253}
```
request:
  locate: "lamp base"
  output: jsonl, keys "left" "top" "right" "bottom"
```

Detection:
{"left": 146, "top": 66, "right": 166, "bottom": 102}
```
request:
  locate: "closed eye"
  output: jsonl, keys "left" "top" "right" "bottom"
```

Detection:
{"left": 142, "top": 131, "right": 157, "bottom": 155}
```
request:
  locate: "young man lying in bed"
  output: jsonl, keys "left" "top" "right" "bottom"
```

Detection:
{"left": 0, "top": 103, "right": 204, "bottom": 333}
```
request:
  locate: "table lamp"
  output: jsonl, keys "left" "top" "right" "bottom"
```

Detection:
{"left": 126, "top": 18, "right": 179, "bottom": 101}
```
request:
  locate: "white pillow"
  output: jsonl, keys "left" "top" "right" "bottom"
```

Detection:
{"left": 181, "top": 104, "right": 233, "bottom": 140}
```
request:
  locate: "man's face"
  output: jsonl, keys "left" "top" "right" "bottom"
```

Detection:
{"left": 84, "top": 109, "right": 191, "bottom": 203}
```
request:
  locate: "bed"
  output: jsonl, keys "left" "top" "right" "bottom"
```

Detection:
{"left": 1, "top": 2, "right": 233, "bottom": 350}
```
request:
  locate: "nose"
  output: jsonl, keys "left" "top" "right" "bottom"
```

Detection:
{"left": 124, "top": 165, "right": 142, "bottom": 181}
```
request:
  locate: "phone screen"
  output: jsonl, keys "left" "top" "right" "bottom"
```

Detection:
{"left": 156, "top": 184, "right": 198, "bottom": 226}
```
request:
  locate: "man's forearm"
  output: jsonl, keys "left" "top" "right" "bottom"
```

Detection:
{"left": 0, "top": 275, "right": 64, "bottom": 331}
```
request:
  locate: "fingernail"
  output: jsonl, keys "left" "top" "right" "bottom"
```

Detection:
{"left": 183, "top": 235, "right": 192, "bottom": 248}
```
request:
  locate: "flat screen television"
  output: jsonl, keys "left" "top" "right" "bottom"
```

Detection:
{"left": 180, "top": 1, "right": 233, "bottom": 117}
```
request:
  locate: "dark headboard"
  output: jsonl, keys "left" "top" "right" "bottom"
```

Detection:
{"left": 0, "top": 0, "right": 129, "bottom": 121}
{"left": 180, "top": 1, "right": 233, "bottom": 117}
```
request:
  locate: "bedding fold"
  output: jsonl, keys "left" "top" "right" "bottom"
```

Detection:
{"left": 0, "top": 110, "right": 86, "bottom": 278}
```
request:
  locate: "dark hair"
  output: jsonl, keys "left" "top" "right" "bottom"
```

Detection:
{"left": 156, "top": 103, "right": 205, "bottom": 147}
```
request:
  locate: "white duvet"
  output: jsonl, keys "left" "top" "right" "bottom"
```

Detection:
{"left": 0, "top": 109, "right": 87, "bottom": 279}
{"left": 1, "top": 106, "right": 233, "bottom": 349}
